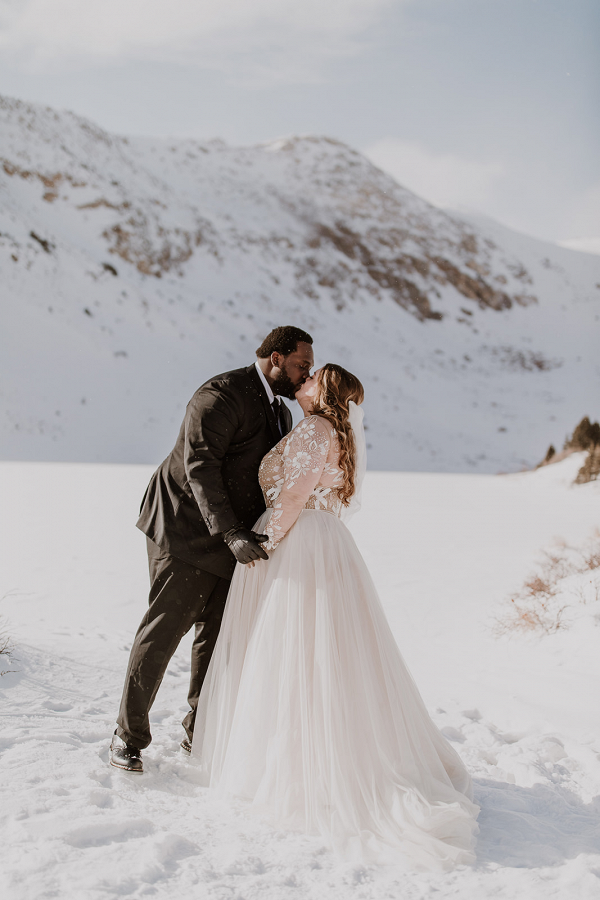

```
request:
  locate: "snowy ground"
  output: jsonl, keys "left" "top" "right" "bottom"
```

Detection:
{"left": 1, "top": 457, "right": 599, "bottom": 899}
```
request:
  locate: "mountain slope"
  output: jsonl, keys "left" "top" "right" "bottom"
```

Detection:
{"left": 1, "top": 95, "right": 599, "bottom": 470}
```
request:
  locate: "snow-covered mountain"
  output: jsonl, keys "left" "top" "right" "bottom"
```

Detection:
{"left": 1, "top": 94, "right": 599, "bottom": 470}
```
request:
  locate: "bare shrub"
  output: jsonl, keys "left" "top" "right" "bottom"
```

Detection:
{"left": 583, "top": 549, "right": 600, "bottom": 570}
{"left": 523, "top": 575, "right": 555, "bottom": 597}
{"left": 496, "top": 593, "right": 569, "bottom": 637}
{"left": 0, "top": 594, "right": 16, "bottom": 675}
{"left": 0, "top": 627, "right": 15, "bottom": 676}
{"left": 581, "top": 529, "right": 600, "bottom": 571}
{"left": 495, "top": 530, "right": 600, "bottom": 636}
{"left": 571, "top": 581, "right": 600, "bottom": 606}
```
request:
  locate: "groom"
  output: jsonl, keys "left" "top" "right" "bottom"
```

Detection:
{"left": 110, "top": 325, "right": 314, "bottom": 772}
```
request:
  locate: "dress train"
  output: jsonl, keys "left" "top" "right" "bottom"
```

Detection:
{"left": 192, "top": 507, "right": 479, "bottom": 868}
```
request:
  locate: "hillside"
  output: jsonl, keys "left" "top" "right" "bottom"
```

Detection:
{"left": 1, "top": 95, "right": 599, "bottom": 470}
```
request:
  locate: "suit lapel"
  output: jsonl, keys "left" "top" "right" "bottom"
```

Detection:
{"left": 246, "top": 365, "right": 281, "bottom": 444}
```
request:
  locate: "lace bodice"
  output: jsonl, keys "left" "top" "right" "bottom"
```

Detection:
{"left": 259, "top": 415, "right": 344, "bottom": 550}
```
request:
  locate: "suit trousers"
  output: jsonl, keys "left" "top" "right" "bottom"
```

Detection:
{"left": 116, "top": 538, "right": 231, "bottom": 749}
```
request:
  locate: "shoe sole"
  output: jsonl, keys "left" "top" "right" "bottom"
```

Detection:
{"left": 109, "top": 758, "right": 143, "bottom": 773}
{"left": 180, "top": 744, "right": 191, "bottom": 755}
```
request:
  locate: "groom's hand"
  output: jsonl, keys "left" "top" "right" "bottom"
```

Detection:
{"left": 223, "top": 526, "right": 269, "bottom": 564}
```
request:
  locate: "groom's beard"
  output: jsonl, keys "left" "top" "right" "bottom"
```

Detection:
{"left": 271, "top": 362, "right": 300, "bottom": 401}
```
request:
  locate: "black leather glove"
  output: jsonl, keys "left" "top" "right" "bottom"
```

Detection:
{"left": 223, "top": 525, "right": 269, "bottom": 564}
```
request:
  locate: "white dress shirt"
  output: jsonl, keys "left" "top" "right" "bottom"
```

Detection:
{"left": 254, "top": 361, "right": 276, "bottom": 404}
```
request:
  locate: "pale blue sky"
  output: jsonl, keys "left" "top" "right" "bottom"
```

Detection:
{"left": 1, "top": 0, "right": 598, "bottom": 242}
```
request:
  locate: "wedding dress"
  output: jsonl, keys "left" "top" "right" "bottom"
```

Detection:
{"left": 192, "top": 412, "right": 479, "bottom": 868}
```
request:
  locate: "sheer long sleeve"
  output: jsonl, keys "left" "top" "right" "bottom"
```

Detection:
{"left": 264, "top": 416, "right": 331, "bottom": 550}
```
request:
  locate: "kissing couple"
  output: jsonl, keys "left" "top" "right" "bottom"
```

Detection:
{"left": 109, "top": 325, "right": 478, "bottom": 868}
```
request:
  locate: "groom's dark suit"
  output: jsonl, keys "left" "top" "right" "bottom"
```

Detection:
{"left": 117, "top": 364, "right": 292, "bottom": 749}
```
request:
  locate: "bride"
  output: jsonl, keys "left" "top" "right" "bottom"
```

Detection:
{"left": 192, "top": 364, "right": 479, "bottom": 868}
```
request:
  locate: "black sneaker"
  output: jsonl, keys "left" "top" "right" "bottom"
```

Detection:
{"left": 180, "top": 737, "right": 192, "bottom": 754}
{"left": 109, "top": 730, "right": 143, "bottom": 772}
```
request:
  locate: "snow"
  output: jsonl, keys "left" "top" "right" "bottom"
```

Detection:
{"left": 1, "top": 457, "right": 599, "bottom": 899}
{"left": 559, "top": 238, "right": 600, "bottom": 257}
{"left": 2, "top": 94, "right": 600, "bottom": 473}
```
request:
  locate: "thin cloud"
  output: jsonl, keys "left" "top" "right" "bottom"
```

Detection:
{"left": 364, "top": 137, "right": 505, "bottom": 210}
{"left": 562, "top": 181, "right": 600, "bottom": 242}
{"left": 0, "top": 0, "right": 397, "bottom": 83}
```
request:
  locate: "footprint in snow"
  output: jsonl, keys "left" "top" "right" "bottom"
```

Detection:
{"left": 42, "top": 700, "right": 73, "bottom": 712}
{"left": 62, "top": 818, "right": 155, "bottom": 848}
{"left": 88, "top": 789, "right": 114, "bottom": 809}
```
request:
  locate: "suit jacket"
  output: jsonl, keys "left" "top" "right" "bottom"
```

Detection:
{"left": 136, "top": 364, "right": 293, "bottom": 579}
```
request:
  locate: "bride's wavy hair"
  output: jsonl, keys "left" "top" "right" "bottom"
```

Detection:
{"left": 309, "top": 364, "right": 364, "bottom": 506}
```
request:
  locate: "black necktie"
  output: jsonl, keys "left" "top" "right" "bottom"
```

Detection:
{"left": 272, "top": 398, "right": 282, "bottom": 436}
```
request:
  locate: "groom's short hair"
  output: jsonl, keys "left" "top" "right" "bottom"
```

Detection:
{"left": 256, "top": 326, "right": 313, "bottom": 358}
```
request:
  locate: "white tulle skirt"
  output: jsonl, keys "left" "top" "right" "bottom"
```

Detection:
{"left": 192, "top": 509, "right": 479, "bottom": 869}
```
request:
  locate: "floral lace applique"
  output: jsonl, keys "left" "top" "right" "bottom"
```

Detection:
{"left": 258, "top": 416, "right": 344, "bottom": 550}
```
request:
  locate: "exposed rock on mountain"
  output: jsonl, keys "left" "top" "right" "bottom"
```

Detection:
{"left": 565, "top": 416, "right": 600, "bottom": 453}
{"left": 1, "top": 95, "right": 599, "bottom": 471}
{"left": 538, "top": 416, "right": 600, "bottom": 484}
{"left": 575, "top": 446, "right": 600, "bottom": 484}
